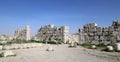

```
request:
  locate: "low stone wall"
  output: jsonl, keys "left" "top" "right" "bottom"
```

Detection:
{"left": 2, "top": 43, "right": 43, "bottom": 50}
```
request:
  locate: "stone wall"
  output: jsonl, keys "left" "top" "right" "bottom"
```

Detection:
{"left": 14, "top": 25, "right": 31, "bottom": 40}
{"left": 0, "top": 35, "right": 13, "bottom": 41}
{"left": 35, "top": 25, "right": 69, "bottom": 43}
{"left": 79, "top": 20, "right": 120, "bottom": 45}
{"left": 68, "top": 34, "right": 79, "bottom": 43}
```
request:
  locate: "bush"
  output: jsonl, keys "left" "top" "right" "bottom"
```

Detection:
{"left": 115, "top": 50, "right": 120, "bottom": 52}
{"left": 57, "top": 41, "right": 64, "bottom": 44}
{"left": 47, "top": 41, "right": 63, "bottom": 44}
{"left": 47, "top": 41, "right": 56, "bottom": 44}
{"left": 81, "top": 43, "right": 92, "bottom": 48}
{"left": 0, "top": 53, "right": 3, "bottom": 58}
{"left": 96, "top": 43, "right": 106, "bottom": 48}
{"left": 39, "top": 40, "right": 61, "bottom": 44}
{"left": 4, "top": 39, "right": 64, "bottom": 45}
{"left": 7, "top": 39, "right": 30, "bottom": 44}
{"left": 68, "top": 45, "right": 76, "bottom": 48}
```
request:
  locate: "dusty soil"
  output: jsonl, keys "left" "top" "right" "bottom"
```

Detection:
{"left": 0, "top": 44, "right": 120, "bottom": 62}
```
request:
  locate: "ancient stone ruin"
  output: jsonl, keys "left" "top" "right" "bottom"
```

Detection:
{"left": 14, "top": 25, "right": 31, "bottom": 41}
{"left": 79, "top": 20, "right": 120, "bottom": 45}
{"left": 34, "top": 25, "right": 69, "bottom": 43}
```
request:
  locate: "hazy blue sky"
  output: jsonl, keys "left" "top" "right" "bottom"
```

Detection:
{"left": 0, "top": 0, "right": 120, "bottom": 36}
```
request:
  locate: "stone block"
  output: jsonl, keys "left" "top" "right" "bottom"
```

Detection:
{"left": 107, "top": 46, "right": 114, "bottom": 51}
{"left": 91, "top": 45, "right": 96, "bottom": 49}
{"left": 3, "top": 45, "right": 12, "bottom": 50}
{"left": 38, "top": 44, "right": 42, "bottom": 47}
{"left": 22, "top": 44, "right": 27, "bottom": 49}
{"left": 3, "top": 50, "right": 16, "bottom": 57}
{"left": 0, "top": 45, "right": 3, "bottom": 50}
{"left": 46, "top": 46, "right": 54, "bottom": 51}
{"left": 69, "top": 42, "right": 75, "bottom": 47}
{"left": 115, "top": 43, "right": 120, "bottom": 51}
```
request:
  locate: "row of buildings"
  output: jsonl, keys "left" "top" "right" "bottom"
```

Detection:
{"left": 13, "top": 20, "right": 120, "bottom": 45}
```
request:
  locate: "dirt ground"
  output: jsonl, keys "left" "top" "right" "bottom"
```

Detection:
{"left": 0, "top": 44, "right": 120, "bottom": 62}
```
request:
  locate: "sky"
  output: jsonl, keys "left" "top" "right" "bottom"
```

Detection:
{"left": 0, "top": 0, "right": 120, "bottom": 36}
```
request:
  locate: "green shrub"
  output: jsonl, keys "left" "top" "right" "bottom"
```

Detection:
{"left": 96, "top": 43, "right": 106, "bottom": 49}
{"left": 0, "top": 53, "right": 3, "bottom": 58}
{"left": 68, "top": 46, "right": 76, "bottom": 48}
{"left": 115, "top": 50, "right": 120, "bottom": 52}
{"left": 40, "top": 40, "right": 63, "bottom": 44}
{"left": 81, "top": 43, "right": 92, "bottom": 48}
{"left": 5, "top": 39, "right": 63, "bottom": 45}
{"left": 47, "top": 41, "right": 62, "bottom": 44}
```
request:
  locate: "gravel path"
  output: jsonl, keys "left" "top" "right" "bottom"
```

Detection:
{"left": 0, "top": 44, "right": 119, "bottom": 62}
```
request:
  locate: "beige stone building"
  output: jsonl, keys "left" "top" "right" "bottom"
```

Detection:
{"left": 14, "top": 25, "right": 31, "bottom": 40}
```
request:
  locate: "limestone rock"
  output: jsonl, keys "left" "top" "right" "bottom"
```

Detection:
{"left": 3, "top": 50, "right": 16, "bottom": 57}
{"left": 106, "top": 46, "right": 114, "bottom": 51}
{"left": 91, "top": 45, "right": 96, "bottom": 49}
{"left": 0, "top": 45, "right": 3, "bottom": 50}
{"left": 46, "top": 46, "right": 54, "bottom": 51}
{"left": 0, "top": 41, "right": 7, "bottom": 45}
{"left": 69, "top": 42, "right": 75, "bottom": 47}
{"left": 3, "top": 45, "right": 12, "bottom": 50}
{"left": 115, "top": 43, "right": 120, "bottom": 51}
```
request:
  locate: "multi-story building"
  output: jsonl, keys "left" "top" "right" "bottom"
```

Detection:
{"left": 14, "top": 25, "right": 31, "bottom": 40}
